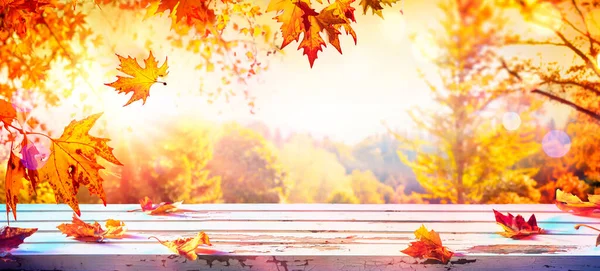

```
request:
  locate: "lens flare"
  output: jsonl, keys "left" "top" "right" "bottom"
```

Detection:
{"left": 542, "top": 130, "right": 571, "bottom": 158}
{"left": 502, "top": 112, "right": 521, "bottom": 131}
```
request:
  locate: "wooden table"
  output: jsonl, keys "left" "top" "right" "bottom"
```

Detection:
{"left": 0, "top": 204, "right": 598, "bottom": 271}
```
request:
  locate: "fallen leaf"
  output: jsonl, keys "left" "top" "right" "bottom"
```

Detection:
{"left": 105, "top": 51, "right": 169, "bottom": 106}
{"left": 493, "top": 210, "right": 544, "bottom": 238}
{"left": 150, "top": 232, "right": 212, "bottom": 260}
{"left": 131, "top": 196, "right": 183, "bottom": 215}
{"left": 57, "top": 214, "right": 127, "bottom": 241}
{"left": 18, "top": 113, "right": 122, "bottom": 218}
{"left": 574, "top": 224, "right": 600, "bottom": 247}
{"left": 555, "top": 189, "right": 600, "bottom": 215}
{"left": 0, "top": 226, "right": 37, "bottom": 256}
{"left": 401, "top": 224, "right": 453, "bottom": 264}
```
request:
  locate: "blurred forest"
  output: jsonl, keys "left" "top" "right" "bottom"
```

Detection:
{"left": 2, "top": 0, "right": 600, "bottom": 205}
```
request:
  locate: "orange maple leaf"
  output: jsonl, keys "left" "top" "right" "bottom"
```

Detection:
{"left": 401, "top": 225, "right": 453, "bottom": 264}
{"left": 5, "top": 113, "right": 123, "bottom": 219}
{"left": 0, "top": 226, "right": 37, "bottom": 258}
{"left": 0, "top": 100, "right": 16, "bottom": 127}
{"left": 267, "top": 0, "right": 358, "bottom": 67}
{"left": 105, "top": 51, "right": 169, "bottom": 106}
{"left": 0, "top": 0, "right": 55, "bottom": 37}
{"left": 150, "top": 232, "right": 212, "bottom": 260}
{"left": 493, "top": 210, "right": 544, "bottom": 238}
{"left": 57, "top": 214, "right": 127, "bottom": 241}
{"left": 555, "top": 189, "right": 600, "bottom": 216}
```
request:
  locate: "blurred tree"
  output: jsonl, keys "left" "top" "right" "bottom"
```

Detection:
{"left": 102, "top": 119, "right": 222, "bottom": 204}
{"left": 279, "top": 134, "right": 351, "bottom": 203}
{"left": 392, "top": 0, "right": 542, "bottom": 203}
{"left": 327, "top": 190, "right": 360, "bottom": 204}
{"left": 207, "top": 124, "right": 287, "bottom": 203}
{"left": 349, "top": 170, "right": 397, "bottom": 204}
{"left": 503, "top": 0, "right": 600, "bottom": 121}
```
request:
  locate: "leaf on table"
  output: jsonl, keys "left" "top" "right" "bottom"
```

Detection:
{"left": 57, "top": 214, "right": 127, "bottom": 241}
{"left": 8, "top": 113, "right": 123, "bottom": 219}
{"left": 129, "top": 196, "right": 183, "bottom": 215}
{"left": 493, "top": 210, "right": 544, "bottom": 238}
{"left": 0, "top": 226, "right": 37, "bottom": 257}
{"left": 105, "top": 51, "right": 169, "bottom": 106}
{"left": 401, "top": 224, "right": 453, "bottom": 264}
{"left": 150, "top": 232, "right": 212, "bottom": 260}
{"left": 555, "top": 189, "right": 600, "bottom": 215}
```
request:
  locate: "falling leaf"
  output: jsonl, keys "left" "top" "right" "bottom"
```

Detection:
{"left": 555, "top": 189, "right": 600, "bottom": 215}
{"left": 359, "top": 0, "right": 400, "bottom": 18}
{"left": 575, "top": 224, "right": 600, "bottom": 247}
{"left": 105, "top": 51, "right": 169, "bottom": 106}
{"left": 401, "top": 225, "right": 453, "bottom": 264}
{"left": 57, "top": 214, "right": 127, "bottom": 241}
{"left": 0, "top": 226, "right": 37, "bottom": 259}
{"left": 493, "top": 210, "right": 544, "bottom": 238}
{"left": 11, "top": 113, "right": 123, "bottom": 218}
{"left": 150, "top": 232, "right": 212, "bottom": 260}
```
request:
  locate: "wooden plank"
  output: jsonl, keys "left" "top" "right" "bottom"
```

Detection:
{"left": 12, "top": 231, "right": 600, "bottom": 246}
{"left": 3, "top": 210, "right": 599, "bottom": 223}
{"left": 4, "top": 242, "right": 597, "bottom": 256}
{"left": 1, "top": 220, "right": 595, "bottom": 234}
{"left": 2, "top": 255, "right": 600, "bottom": 271}
{"left": 10, "top": 203, "right": 569, "bottom": 212}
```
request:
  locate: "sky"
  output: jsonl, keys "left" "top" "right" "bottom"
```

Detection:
{"left": 44, "top": 0, "right": 572, "bottom": 145}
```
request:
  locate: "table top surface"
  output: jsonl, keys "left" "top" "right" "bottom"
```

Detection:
{"left": 2, "top": 203, "right": 599, "bottom": 257}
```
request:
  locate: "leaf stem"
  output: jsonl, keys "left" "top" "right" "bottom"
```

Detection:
{"left": 575, "top": 224, "right": 600, "bottom": 232}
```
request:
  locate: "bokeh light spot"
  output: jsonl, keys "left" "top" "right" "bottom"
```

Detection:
{"left": 20, "top": 141, "right": 49, "bottom": 170}
{"left": 542, "top": 130, "right": 571, "bottom": 158}
{"left": 11, "top": 89, "right": 35, "bottom": 113}
{"left": 502, "top": 112, "right": 521, "bottom": 131}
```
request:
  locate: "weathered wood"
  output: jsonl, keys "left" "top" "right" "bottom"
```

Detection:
{"left": 0, "top": 204, "right": 598, "bottom": 271}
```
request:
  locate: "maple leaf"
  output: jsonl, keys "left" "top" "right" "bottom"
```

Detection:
{"left": 401, "top": 225, "right": 453, "bottom": 264}
{"left": 148, "top": 0, "right": 216, "bottom": 26}
{"left": 0, "top": 226, "right": 37, "bottom": 258}
{"left": 150, "top": 232, "right": 212, "bottom": 260}
{"left": 575, "top": 224, "right": 600, "bottom": 247}
{"left": 14, "top": 113, "right": 123, "bottom": 218}
{"left": 555, "top": 189, "right": 600, "bottom": 215}
{"left": 5, "top": 143, "right": 34, "bottom": 221}
{"left": 105, "top": 51, "right": 169, "bottom": 106}
{"left": 57, "top": 214, "right": 127, "bottom": 241}
{"left": 359, "top": 0, "right": 400, "bottom": 18}
{"left": 318, "top": 0, "right": 357, "bottom": 54}
{"left": 493, "top": 210, "right": 544, "bottom": 238}
{"left": 0, "top": 99, "right": 16, "bottom": 127}
{"left": 266, "top": 0, "right": 308, "bottom": 49}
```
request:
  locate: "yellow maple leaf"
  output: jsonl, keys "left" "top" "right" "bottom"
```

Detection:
{"left": 105, "top": 51, "right": 169, "bottom": 106}
{"left": 150, "top": 232, "right": 212, "bottom": 260}
{"left": 32, "top": 113, "right": 122, "bottom": 217}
